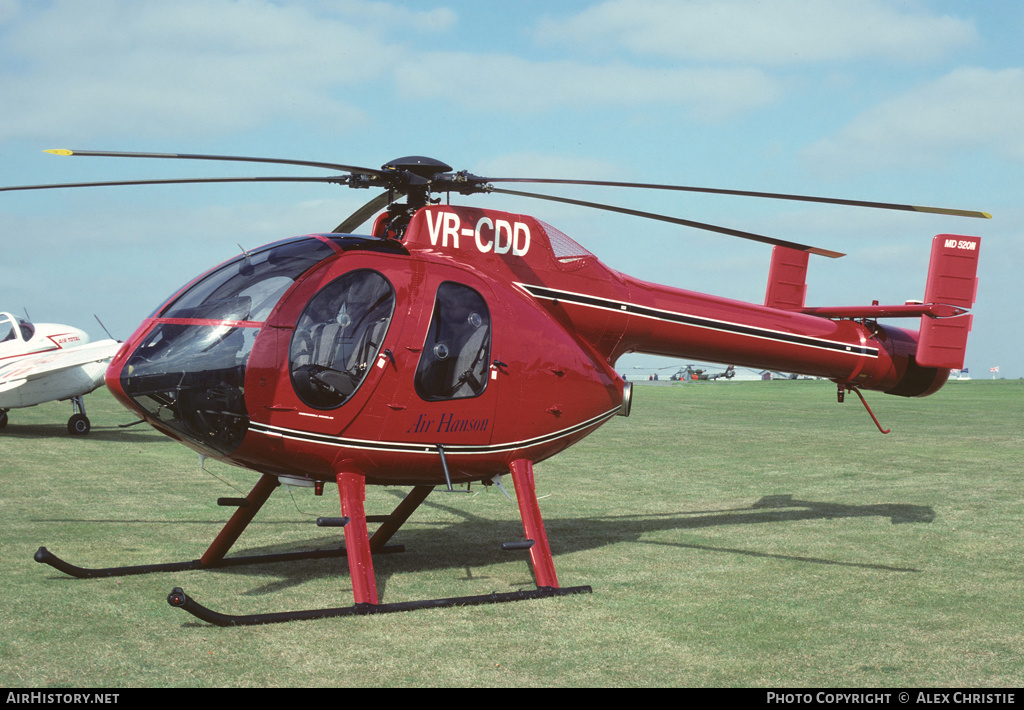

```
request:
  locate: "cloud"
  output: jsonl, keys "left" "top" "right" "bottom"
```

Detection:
{"left": 1, "top": 0, "right": 809, "bottom": 145}
{"left": 536, "top": 0, "right": 978, "bottom": 65}
{"left": 802, "top": 67, "right": 1024, "bottom": 170}
{"left": 394, "top": 52, "right": 781, "bottom": 119}
{"left": 0, "top": 0, "right": 453, "bottom": 141}
{"left": 471, "top": 153, "right": 623, "bottom": 181}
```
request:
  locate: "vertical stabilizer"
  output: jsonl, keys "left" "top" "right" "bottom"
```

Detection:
{"left": 916, "top": 234, "right": 980, "bottom": 369}
{"left": 764, "top": 246, "right": 809, "bottom": 310}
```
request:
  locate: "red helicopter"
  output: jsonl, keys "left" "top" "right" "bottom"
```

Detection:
{"left": 5, "top": 150, "right": 985, "bottom": 625}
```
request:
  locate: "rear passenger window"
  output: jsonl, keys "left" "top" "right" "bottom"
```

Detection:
{"left": 415, "top": 283, "right": 491, "bottom": 401}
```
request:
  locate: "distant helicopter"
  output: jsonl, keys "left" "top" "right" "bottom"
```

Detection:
{"left": 4, "top": 149, "right": 984, "bottom": 625}
{"left": 670, "top": 364, "right": 736, "bottom": 381}
{"left": 760, "top": 370, "right": 816, "bottom": 380}
{"left": 0, "top": 311, "right": 120, "bottom": 434}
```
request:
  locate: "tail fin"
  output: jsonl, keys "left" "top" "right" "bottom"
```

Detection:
{"left": 915, "top": 234, "right": 980, "bottom": 369}
{"left": 764, "top": 246, "right": 809, "bottom": 310}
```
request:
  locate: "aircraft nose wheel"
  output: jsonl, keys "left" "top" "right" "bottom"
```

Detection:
{"left": 68, "top": 413, "right": 91, "bottom": 435}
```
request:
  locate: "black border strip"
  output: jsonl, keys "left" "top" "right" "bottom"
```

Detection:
{"left": 249, "top": 406, "right": 621, "bottom": 456}
{"left": 517, "top": 283, "right": 878, "bottom": 357}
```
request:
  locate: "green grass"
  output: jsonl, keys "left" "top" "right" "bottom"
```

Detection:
{"left": 1, "top": 380, "right": 1021, "bottom": 687}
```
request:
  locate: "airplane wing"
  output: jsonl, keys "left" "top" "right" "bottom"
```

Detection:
{"left": 0, "top": 339, "right": 122, "bottom": 388}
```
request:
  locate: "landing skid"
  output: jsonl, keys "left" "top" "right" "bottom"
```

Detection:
{"left": 35, "top": 460, "right": 591, "bottom": 624}
{"left": 167, "top": 584, "right": 592, "bottom": 627}
{"left": 33, "top": 544, "right": 387, "bottom": 578}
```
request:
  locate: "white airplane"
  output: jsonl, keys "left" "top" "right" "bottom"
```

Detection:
{"left": 0, "top": 312, "right": 121, "bottom": 434}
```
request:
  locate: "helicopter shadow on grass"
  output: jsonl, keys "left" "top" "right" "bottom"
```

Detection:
{"left": 196, "top": 490, "right": 933, "bottom": 604}
{"left": 572, "top": 493, "right": 934, "bottom": 573}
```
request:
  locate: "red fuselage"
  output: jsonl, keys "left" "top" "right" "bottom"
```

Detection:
{"left": 105, "top": 205, "right": 952, "bottom": 486}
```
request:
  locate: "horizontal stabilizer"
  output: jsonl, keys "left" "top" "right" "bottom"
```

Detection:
{"left": 800, "top": 303, "right": 968, "bottom": 319}
{"left": 916, "top": 235, "right": 980, "bottom": 369}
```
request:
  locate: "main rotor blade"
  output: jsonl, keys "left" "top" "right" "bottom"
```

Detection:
{"left": 0, "top": 176, "right": 347, "bottom": 192}
{"left": 43, "top": 149, "right": 387, "bottom": 179}
{"left": 489, "top": 187, "right": 846, "bottom": 258}
{"left": 484, "top": 177, "right": 991, "bottom": 220}
{"left": 332, "top": 191, "right": 399, "bottom": 233}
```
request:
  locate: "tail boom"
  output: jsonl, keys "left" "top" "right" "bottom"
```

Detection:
{"left": 518, "top": 234, "right": 980, "bottom": 399}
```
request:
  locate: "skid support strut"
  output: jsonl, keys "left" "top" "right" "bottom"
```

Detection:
{"left": 201, "top": 472, "right": 280, "bottom": 565}
{"left": 337, "top": 469, "right": 379, "bottom": 606}
{"left": 509, "top": 458, "right": 558, "bottom": 588}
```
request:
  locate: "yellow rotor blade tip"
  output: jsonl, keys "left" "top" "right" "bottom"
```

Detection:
{"left": 44, "top": 149, "right": 74, "bottom": 156}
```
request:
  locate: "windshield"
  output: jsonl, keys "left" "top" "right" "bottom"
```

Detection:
{"left": 0, "top": 314, "right": 16, "bottom": 344}
{"left": 119, "top": 236, "right": 341, "bottom": 455}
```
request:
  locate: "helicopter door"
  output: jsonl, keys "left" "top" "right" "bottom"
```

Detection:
{"left": 414, "top": 282, "right": 492, "bottom": 402}
{"left": 394, "top": 279, "right": 499, "bottom": 451}
{"left": 289, "top": 269, "right": 396, "bottom": 410}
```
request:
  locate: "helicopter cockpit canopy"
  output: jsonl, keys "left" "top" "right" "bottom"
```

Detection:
{"left": 118, "top": 236, "right": 345, "bottom": 455}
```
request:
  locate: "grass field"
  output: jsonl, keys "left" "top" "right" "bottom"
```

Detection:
{"left": 1, "top": 380, "right": 1021, "bottom": 688}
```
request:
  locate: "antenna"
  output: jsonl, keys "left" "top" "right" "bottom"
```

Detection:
{"left": 94, "top": 315, "right": 119, "bottom": 342}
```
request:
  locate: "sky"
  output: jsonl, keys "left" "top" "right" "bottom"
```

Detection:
{"left": 1, "top": 0, "right": 1020, "bottom": 381}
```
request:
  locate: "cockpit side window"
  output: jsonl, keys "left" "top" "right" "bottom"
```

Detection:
{"left": 17, "top": 319, "right": 34, "bottom": 341}
{"left": 290, "top": 269, "right": 396, "bottom": 409}
{"left": 415, "top": 283, "right": 491, "bottom": 401}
